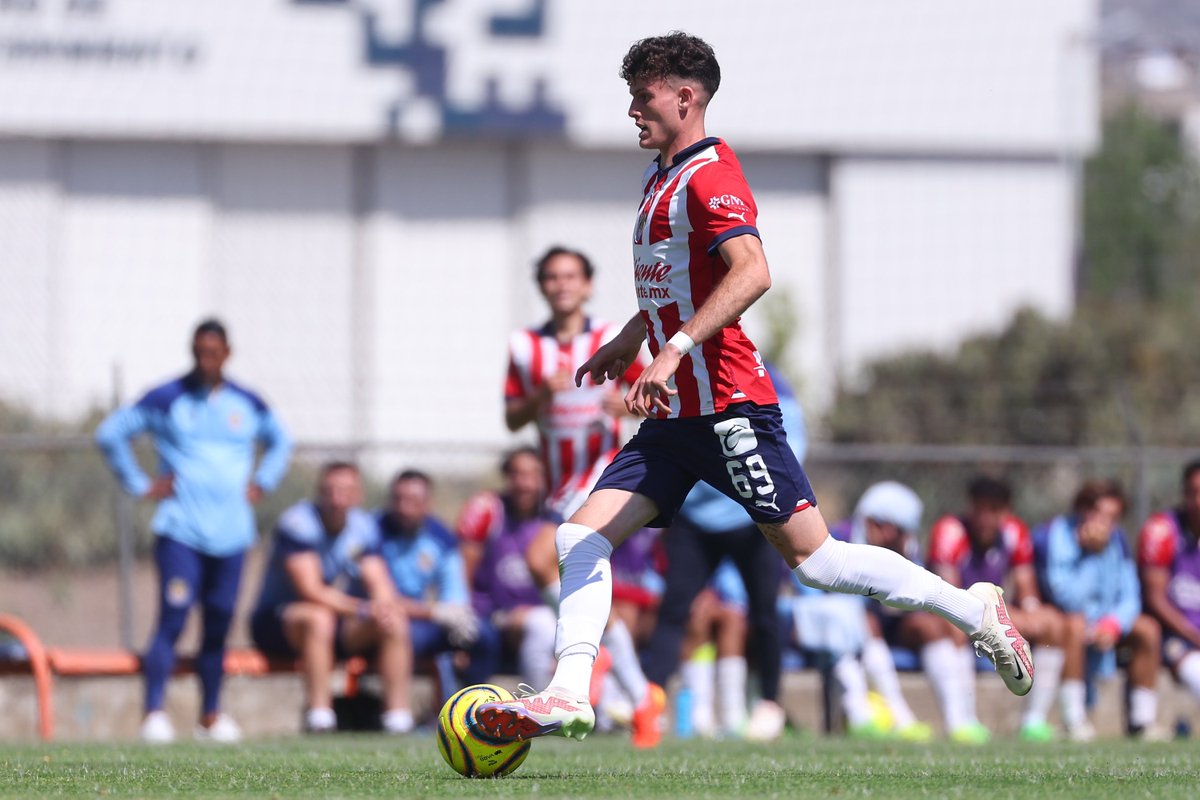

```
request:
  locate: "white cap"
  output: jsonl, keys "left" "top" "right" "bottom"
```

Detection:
{"left": 853, "top": 481, "right": 923, "bottom": 533}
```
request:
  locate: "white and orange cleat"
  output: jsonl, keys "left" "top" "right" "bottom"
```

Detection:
{"left": 967, "top": 582, "right": 1034, "bottom": 697}
{"left": 475, "top": 685, "right": 596, "bottom": 742}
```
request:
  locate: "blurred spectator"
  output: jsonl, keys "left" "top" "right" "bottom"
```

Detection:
{"left": 458, "top": 447, "right": 560, "bottom": 692}
{"left": 375, "top": 470, "right": 497, "bottom": 700}
{"left": 675, "top": 560, "right": 750, "bottom": 738}
{"left": 1137, "top": 460, "right": 1200, "bottom": 720}
{"left": 641, "top": 362, "right": 804, "bottom": 742}
{"left": 95, "top": 318, "right": 292, "bottom": 744}
{"left": 1036, "top": 479, "right": 1164, "bottom": 740}
{"left": 927, "top": 477, "right": 1066, "bottom": 742}
{"left": 250, "top": 462, "right": 413, "bottom": 734}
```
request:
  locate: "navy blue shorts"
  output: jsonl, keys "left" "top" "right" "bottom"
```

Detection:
{"left": 593, "top": 402, "right": 815, "bottom": 528}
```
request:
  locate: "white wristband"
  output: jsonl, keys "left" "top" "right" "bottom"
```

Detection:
{"left": 667, "top": 331, "right": 695, "bottom": 356}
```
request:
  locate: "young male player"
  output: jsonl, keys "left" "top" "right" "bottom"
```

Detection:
{"left": 477, "top": 31, "right": 1033, "bottom": 743}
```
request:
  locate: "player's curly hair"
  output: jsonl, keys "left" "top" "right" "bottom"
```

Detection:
{"left": 620, "top": 31, "right": 720, "bottom": 101}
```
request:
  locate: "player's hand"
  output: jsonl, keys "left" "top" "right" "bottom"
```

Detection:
{"left": 601, "top": 390, "right": 628, "bottom": 418}
{"left": 246, "top": 483, "right": 264, "bottom": 504}
{"left": 544, "top": 369, "right": 574, "bottom": 395}
{"left": 625, "top": 346, "right": 681, "bottom": 416}
{"left": 575, "top": 339, "right": 639, "bottom": 387}
{"left": 144, "top": 474, "right": 174, "bottom": 501}
{"left": 1089, "top": 625, "right": 1117, "bottom": 651}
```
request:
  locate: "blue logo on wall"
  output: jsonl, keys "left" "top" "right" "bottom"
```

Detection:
{"left": 294, "top": 0, "right": 566, "bottom": 138}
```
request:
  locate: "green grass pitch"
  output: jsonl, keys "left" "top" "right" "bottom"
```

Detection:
{"left": 1, "top": 734, "right": 1197, "bottom": 799}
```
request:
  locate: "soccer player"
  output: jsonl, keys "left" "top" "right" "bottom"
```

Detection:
{"left": 927, "top": 477, "right": 1066, "bottom": 742}
{"left": 1037, "top": 479, "right": 1163, "bottom": 740}
{"left": 375, "top": 470, "right": 497, "bottom": 699}
{"left": 95, "top": 319, "right": 292, "bottom": 744}
{"left": 251, "top": 462, "right": 414, "bottom": 734}
{"left": 476, "top": 32, "right": 1032, "bottom": 744}
{"left": 1137, "top": 460, "right": 1200, "bottom": 718}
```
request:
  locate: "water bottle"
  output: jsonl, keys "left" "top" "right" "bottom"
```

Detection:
{"left": 675, "top": 686, "right": 695, "bottom": 739}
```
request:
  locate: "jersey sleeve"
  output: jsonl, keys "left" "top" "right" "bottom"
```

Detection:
{"left": 1004, "top": 516, "right": 1034, "bottom": 567}
{"left": 504, "top": 344, "right": 526, "bottom": 401}
{"left": 457, "top": 492, "right": 501, "bottom": 544}
{"left": 1138, "top": 513, "right": 1178, "bottom": 568}
{"left": 685, "top": 161, "right": 760, "bottom": 255}
{"left": 927, "top": 516, "right": 970, "bottom": 568}
{"left": 274, "top": 505, "right": 320, "bottom": 555}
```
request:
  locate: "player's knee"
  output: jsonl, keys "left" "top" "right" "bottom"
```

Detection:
{"left": 1132, "top": 614, "right": 1161, "bottom": 649}
{"left": 555, "top": 522, "right": 610, "bottom": 559}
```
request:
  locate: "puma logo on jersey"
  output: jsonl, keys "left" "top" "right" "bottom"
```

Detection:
{"left": 726, "top": 211, "right": 747, "bottom": 222}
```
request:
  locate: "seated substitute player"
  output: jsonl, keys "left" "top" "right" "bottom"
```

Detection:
{"left": 251, "top": 461, "right": 414, "bottom": 734}
{"left": 458, "top": 447, "right": 561, "bottom": 693}
{"left": 1037, "top": 479, "right": 1164, "bottom": 740}
{"left": 927, "top": 477, "right": 1067, "bottom": 742}
{"left": 476, "top": 32, "right": 1032, "bottom": 744}
{"left": 375, "top": 469, "right": 497, "bottom": 699}
{"left": 1137, "top": 460, "right": 1200, "bottom": 715}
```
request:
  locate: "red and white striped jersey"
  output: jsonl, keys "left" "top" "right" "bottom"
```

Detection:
{"left": 632, "top": 137, "right": 778, "bottom": 419}
{"left": 504, "top": 319, "right": 640, "bottom": 515}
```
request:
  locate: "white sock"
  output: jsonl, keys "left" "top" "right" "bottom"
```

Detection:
{"left": 861, "top": 637, "right": 916, "bottom": 728}
{"left": 959, "top": 645, "right": 980, "bottom": 724}
{"left": 1129, "top": 686, "right": 1158, "bottom": 730}
{"left": 682, "top": 658, "right": 716, "bottom": 735}
{"left": 716, "top": 656, "right": 748, "bottom": 733}
{"left": 381, "top": 708, "right": 414, "bottom": 734}
{"left": 549, "top": 523, "right": 613, "bottom": 696}
{"left": 1060, "top": 679, "right": 1087, "bottom": 729}
{"left": 541, "top": 580, "right": 561, "bottom": 613}
{"left": 520, "top": 605, "right": 559, "bottom": 692}
{"left": 794, "top": 536, "right": 985, "bottom": 633}
{"left": 1177, "top": 651, "right": 1200, "bottom": 699}
{"left": 922, "top": 639, "right": 970, "bottom": 732}
{"left": 305, "top": 707, "right": 336, "bottom": 731}
{"left": 1021, "top": 646, "right": 1064, "bottom": 727}
{"left": 602, "top": 619, "right": 649, "bottom": 707}
{"left": 833, "top": 654, "right": 874, "bottom": 727}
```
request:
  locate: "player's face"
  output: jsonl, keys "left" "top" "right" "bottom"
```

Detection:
{"left": 390, "top": 478, "right": 430, "bottom": 532}
{"left": 191, "top": 332, "right": 229, "bottom": 385}
{"left": 628, "top": 77, "right": 683, "bottom": 153}
{"left": 318, "top": 468, "right": 363, "bottom": 519}
{"left": 538, "top": 254, "right": 592, "bottom": 316}
{"left": 504, "top": 453, "right": 545, "bottom": 515}
{"left": 966, "top": 500, "right": 1006, "bottom": 549}
{"left": 1078, "top": 495, "right": 1122, "bottom": 553}
{"left": 865, "top": 519, "right": 905, "bottom": 554}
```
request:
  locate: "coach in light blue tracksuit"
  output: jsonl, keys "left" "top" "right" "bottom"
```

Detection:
{"left": 96, "top": 319, "right": 292, "bottom": 743}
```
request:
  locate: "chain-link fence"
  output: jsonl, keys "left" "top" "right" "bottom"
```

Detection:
{"left": 2, "top": 433, "right": 1195, "bottom": 652}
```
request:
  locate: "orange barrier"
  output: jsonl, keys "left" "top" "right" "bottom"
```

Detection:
{"left": 0, "top": 614, "right": 369, "bottom": 741}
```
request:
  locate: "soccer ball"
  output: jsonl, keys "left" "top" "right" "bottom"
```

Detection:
{"left": 436, "top": 683, "right": 531, "bottom": 778}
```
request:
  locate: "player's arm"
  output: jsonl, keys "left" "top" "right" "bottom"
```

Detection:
{"left": 1141, "top": 565, "right": 1200, "bottom": 649}
{"left": 283, "top": 551, "right": 363, "bottom": 617}
{"left": 357, "top": 554, "right": 405, "bottom": 629}
{"left": 625, "top": 234, "right": 770, "bottom": 416}
{"left": 1010, "top": 564, "right": 1043, "bottom": 608}
{"left": 251, "top": 406, "right": 293, "bottom": 503}
{"left": 95, "top": 403, "right": 167, "bottom": 499}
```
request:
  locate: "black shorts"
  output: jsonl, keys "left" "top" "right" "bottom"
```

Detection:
{"left": 592, "top": 402, "right": 816, "bottom": 528}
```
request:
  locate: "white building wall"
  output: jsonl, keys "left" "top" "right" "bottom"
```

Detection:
{"left": 832, "top": 157, "right": 1076, "bottom": 376}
